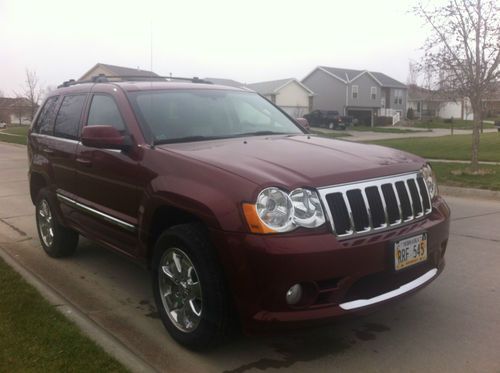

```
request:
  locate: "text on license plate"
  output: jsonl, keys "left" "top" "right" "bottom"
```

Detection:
{"left": 394, "top": 233, "right": 427, "bottom": 271}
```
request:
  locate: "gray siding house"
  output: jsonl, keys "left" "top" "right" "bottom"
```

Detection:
{"left": 302, "top": 66, "right": 407, "bottom": 126}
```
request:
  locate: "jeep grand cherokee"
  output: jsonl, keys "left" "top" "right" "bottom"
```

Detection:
{"left": 28, "top": 77, "right": 450, "bottom": 349}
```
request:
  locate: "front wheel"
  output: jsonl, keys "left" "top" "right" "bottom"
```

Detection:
{"left": 152, "top": 223, "right": 233, "bottom": 350}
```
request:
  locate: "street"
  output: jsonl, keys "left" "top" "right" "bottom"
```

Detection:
{"left": 0, "top": 141, "right": 499, "bottom": 373}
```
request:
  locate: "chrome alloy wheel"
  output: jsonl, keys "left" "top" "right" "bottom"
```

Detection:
{"left": 38, "top": 199, "right": 54, "bottom": 247}
{"left": 158, "top": 248, "right": 203, "bottom": 333}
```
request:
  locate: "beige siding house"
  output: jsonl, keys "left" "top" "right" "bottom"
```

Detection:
{"left": 246, "top": 78, "right": 314, "bottom": 117}
{"left": 79, "top": 63, "right": 159, "bottom": 81}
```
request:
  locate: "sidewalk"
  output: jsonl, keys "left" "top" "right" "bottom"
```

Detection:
{"left": 315, "top": 127, "right": 497, "bottom": 142}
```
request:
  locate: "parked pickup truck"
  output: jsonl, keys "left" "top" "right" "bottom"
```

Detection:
{"left": 303, "top": 110, "right": 346, "bottom": 130}
{"left": 28, "top": 76, "right": 450, "bottom": 350}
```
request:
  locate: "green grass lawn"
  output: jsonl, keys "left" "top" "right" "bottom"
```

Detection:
{"left": 432, "top": 162, "right": 500, "bottom": 191}
{"left": 0, "top": 126, "right": 29, "bottom": 145}
{"left": 409, "top": 118, "right": 494, "bottom": 130}
{"left": 0, "top": 257, "right": 127, "bottom": 372}
{"left": 371, "top": 132, "right": 500, "bottom": 162}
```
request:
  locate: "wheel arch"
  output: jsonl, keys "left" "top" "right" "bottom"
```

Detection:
{"left": 29, "top": 172, "right": 49, "bottom": 204}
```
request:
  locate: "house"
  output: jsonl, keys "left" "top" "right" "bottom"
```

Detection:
{"left": 484, "top": 82, "right": 500, "bottom": 118}
{"left": 302, "top": 66, "right": 407, "bottom": 126}
{"left": 407, "top": 85, "right": 474, "bottom": 120}
{"left": 205, "top": 78, "right": 245, "bottom": 88}
{"left": 0, "top": 97, "right": 34, "bottom": 125}
{"left": 245, "top": 78, "right": 314, "bottom": 117}
{"left": 79, "top": 63, "right": 159, "bottom": 81}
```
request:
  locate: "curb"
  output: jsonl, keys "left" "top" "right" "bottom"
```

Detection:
{"left": 0, "top": 245, "right": 158, "bottom": 373}
{"left": 439, "top": 185, "right": 500, "bottom": 201}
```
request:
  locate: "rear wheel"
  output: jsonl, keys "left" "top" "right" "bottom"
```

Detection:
{"left": 35, "top": 189, "right": 79, "bottom": 258}
{"left": 152, "top": 223, "right": 233, "bottom": 350}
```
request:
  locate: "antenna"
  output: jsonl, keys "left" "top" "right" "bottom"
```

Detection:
{"left": 150, "top": 20, "right": 153, "bottom": 77}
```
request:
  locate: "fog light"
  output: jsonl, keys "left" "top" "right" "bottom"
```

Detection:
{"left": 286, "top": 284, "right": 303, "bottom": 305}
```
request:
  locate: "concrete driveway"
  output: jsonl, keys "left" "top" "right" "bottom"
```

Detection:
{"left": 1, "top": 141, "right": 499, "bottom": 373}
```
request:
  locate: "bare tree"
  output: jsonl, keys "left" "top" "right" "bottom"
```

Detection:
{"left": 407, "top": 61, "right": 420, "bottom": 86}
{"left": 413, "top": 0, "right": 500, "bottom": 172}
{"left": 17, "top": 69, "right": 44, "bottom": 121}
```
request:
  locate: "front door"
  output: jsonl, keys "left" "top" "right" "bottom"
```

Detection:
{"left": 74, "top": 90, "right": 144, "bottom": 256}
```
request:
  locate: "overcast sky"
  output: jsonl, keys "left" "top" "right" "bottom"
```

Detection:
{"left": 0, "top": 0, "right": 430, "bottom": 96}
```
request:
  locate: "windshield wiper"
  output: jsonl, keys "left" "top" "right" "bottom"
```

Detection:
{"left": 153, "top": 131, "right": 292, "bottom": 145}
{"left": 153, "top": 135, "right": 225, "bottom": 145}
{"left": 229, "top": 130, "right": 289, "bottom": 138}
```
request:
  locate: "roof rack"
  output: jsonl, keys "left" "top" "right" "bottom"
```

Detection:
{"left": 57, "top": 74, "right": 212, "bottom": 88}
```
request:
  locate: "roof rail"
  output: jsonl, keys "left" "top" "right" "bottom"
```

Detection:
{"left": 58, "top": 74, "right": 213, "bottom": 88}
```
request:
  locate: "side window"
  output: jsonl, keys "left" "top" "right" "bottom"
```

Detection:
{"left": 352, "top": 85, "right": 358, "bottom": 99}
{"left": 54, "top": 95, "right": 87, "bottom": 139}
{"left": 87, "top": 95, "right": 125, "bottom": 131}
{"left": 34, "top": 96, "right": 59, "bottom": 135}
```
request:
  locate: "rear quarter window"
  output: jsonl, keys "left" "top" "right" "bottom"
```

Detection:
{"left": 33, "top": 96, "right": 59, "bottom": 135}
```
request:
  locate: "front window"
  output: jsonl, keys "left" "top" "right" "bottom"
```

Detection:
{"left": 128, "top": 90, "right": 303, "bottom": 144}
{"left": 394, "top": 90, "right": 403, "bottom": 105}
{"left": 352, "top": 85, "right": 358, "bottom": 99}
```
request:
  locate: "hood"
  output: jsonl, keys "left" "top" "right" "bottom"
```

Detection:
{"left": 158, "top": 134, "right": 425, "bottom": 189}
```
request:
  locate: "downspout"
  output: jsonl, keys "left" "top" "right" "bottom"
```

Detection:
{"left": 345, "top": 85, "right": 348, "bottom": 116}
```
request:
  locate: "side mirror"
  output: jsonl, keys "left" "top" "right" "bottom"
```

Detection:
{"left": 295, "top": 117, "right": 310, "bottom": 131}
{"left": 81, "top": 125, "right": 131, "bottom": 150}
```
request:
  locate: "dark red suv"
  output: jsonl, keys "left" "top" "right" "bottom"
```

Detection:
{"left": 28, "top": 77, "right": 450, "bottom": 349}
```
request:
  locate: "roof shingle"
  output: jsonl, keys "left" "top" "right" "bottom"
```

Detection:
{"left": 319, "top": 66, "right": 406, "bottom": 88}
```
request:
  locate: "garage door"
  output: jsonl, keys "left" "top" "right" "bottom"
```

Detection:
{"left": 348, "top": 109, "right": 372, "bottom": 126}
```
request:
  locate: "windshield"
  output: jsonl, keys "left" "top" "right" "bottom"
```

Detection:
{"left": 128, "top": 89, "right": 304, "bottom": 144}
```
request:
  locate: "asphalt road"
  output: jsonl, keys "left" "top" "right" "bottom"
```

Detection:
{"left": 1, "top": 141, "right": 499, "bottom": 373}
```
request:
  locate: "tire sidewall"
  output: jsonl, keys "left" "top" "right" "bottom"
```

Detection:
{"left": 35, "top": 190, "right": 57, "bottom": 255}
{"left": 152, "top": 228, "right": 224, "bottom": 349}
{"left": 35, "top": 189, "right": 78, "bottom": 258}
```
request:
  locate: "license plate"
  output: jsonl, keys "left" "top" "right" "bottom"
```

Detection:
{"left": 394, "top": 233, "right": 427, "bottom": 271}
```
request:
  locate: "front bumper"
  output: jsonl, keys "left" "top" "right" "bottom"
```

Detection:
{"left": 210, "top": 196, "right": 450, "bottom": 332}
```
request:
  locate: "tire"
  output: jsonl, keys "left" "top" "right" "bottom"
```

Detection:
{"left": 152, "top": 223, "right": 233, "bottom": 350}
{"left": 35, "top": 188, "right": 79, "bottom": 258}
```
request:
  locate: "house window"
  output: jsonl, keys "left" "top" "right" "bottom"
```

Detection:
{"left": 381, "top": 98, "right": 386, "bottom": 108}
{"left": 352, "top": 85, "right": 358, "bottom": 99}
{"left": 394, "top": 90, "right": 403, "bottom": 105}
{"left": 371, "top": 87, "right": 377, "bottom": 100}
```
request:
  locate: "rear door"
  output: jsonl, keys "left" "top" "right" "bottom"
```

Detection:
{"left": 51, "top": 94, "right": 88, "bottom": 197}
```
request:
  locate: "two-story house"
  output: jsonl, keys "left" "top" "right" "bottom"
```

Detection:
{"left": 302, "top": 66, "right": 407, "bottom": 126}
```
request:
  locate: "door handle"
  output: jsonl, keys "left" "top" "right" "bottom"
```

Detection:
{"left": 76, "top": 158, "right": 92, "bottom": 167}
{"left": 42, "top": 148, "right": 54, "bottom": 155}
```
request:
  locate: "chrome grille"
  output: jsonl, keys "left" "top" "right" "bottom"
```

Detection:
{"left": 318, "top": 172, "right": 432, "bottom": 238}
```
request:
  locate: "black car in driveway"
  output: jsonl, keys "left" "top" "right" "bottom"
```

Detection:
{"left": 304, "top": 110, "right": 346, "bottom": 130}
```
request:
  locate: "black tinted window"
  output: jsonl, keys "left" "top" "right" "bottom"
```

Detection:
{"left": 54, "top": 95, "right": 86, "bottom": 139}
{"left": 87, "top": 95, "right": 125, "bottom": 131}
{"left": 35, "top": 96, "right": 59, "bottom": 134}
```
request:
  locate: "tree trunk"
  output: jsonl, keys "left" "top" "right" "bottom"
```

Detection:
{"left": 471, "top": 103, "right": 481, "bottom": 172}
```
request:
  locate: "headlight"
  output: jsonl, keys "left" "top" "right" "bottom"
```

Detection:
{"left": 289, "top": 188, "right": 325, "bottom": 228}
{"left": 256, "top": 187, "right": 294, "bottom": 232}
{"left": 421, "top": 164, "right": 438, "bottom": 199}
{"left": 243, "top": 187, "right": 325, "bottom": 233}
